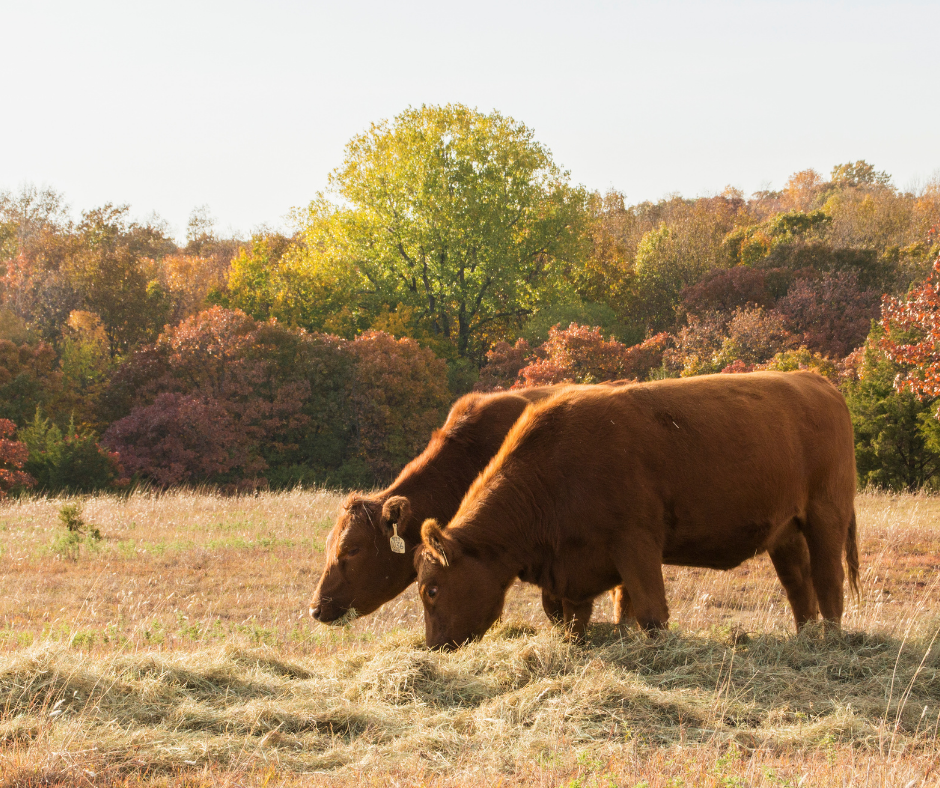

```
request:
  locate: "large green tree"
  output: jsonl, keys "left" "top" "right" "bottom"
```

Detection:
{"left": 284, "top": 104, "right": 588, "bottom": 360}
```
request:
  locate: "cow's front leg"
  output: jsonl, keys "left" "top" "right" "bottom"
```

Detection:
{"left": 610, "top": 584, "right": 637, "bottom": 630}
{"left": 540, "top": 588, "right": 565, "bottom": 625}
{"left": 614, "top": 535, "right": 669, "bottom": 633}
{"left": 562, "top": 597, "right": 594, "bottom": 641}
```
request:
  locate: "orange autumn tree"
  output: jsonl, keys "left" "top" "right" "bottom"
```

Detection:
{"left": 880, "top": 256, "right": 940, "bottom": 408}
{"left": 501, "top": 324, "right": 671, "bottom": 387}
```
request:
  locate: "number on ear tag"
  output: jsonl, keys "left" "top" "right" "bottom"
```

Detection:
{"left": 390, "top": 523, "right": 406, "bottom": 554}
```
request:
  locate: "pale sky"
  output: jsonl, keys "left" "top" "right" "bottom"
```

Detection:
{"left": 4, "top": 0, "right": 938, "bottom": 241}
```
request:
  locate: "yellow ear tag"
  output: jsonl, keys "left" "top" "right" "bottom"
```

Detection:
{"left": 390, "top": 524, "right": 406, "bottom": 554}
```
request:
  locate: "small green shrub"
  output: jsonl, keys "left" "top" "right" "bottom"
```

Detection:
{"left": 51, "top": 503, "right": 102, "bottom": 560}
{"left": 51, "top": 527, "right": 84, "bottom": 560}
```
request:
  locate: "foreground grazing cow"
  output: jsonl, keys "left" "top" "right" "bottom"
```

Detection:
{"left": 310, "top": 384, "right": 631, "bottom": 625}
{"left": 417, "top": 371, "right": 859, "bottom": 649}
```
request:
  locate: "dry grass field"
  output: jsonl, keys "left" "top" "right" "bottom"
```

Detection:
{"left": 1, "top": 489, "right": 939, "bottom": 787}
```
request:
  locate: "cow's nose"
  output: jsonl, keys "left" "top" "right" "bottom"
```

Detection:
{"left": 309, "top": 605, "right": 321, "bottom": 620}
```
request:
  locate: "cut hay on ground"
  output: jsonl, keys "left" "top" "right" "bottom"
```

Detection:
{"left": 0, "top": 490, "right": 939, "bottom": 786}
{"left": 2, "top": 623, "right": 940, "bottom": 786}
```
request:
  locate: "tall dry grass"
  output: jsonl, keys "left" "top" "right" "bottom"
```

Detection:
{"left": 0, "top": 489, "right": 938, "bottom": 786}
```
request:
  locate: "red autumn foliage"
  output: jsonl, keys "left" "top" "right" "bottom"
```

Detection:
{"left": 103, "top": 393, "right": 260, "bottom": 488}
{"left": 775, "top": 271, "right": 880, "bottom": 358}
{"left": 168, "top": 312, "right": 313, "bottom": 457}
{"left": 514, "top": 324, "right": 670, "bottom": 387}
{"left": 346, "top": 330, "right": 451, "bottom": 481}
{"left": 155, "top": 306, "right": 258, "bottom": 398}
{"left": 621, "top": 333, "right": 673, "bottom": 379}
{"left": 516, "top": 324, "right": 633, "bottom": 386}
{"left": 103, "top": 308, "right": 315, "bottom": 487}
{"left": 106, "top": 307, "right": 311, "bottom": 424}
{"left": 475, "top": 339, "right": 532, "bottom": 391}
{"left": 0, "top": 419, "right": 34, "bottom": 497}
{"left": 880, "top": 256, "right": 940, "bottom": 402}
{"left": 680, "top": 266, "right": 775, "bottom": 315}
{"left": 102, "top": 309, "right": 451, "bottom": 487}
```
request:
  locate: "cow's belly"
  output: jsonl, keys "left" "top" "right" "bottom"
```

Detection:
{"left": 549, "top": 551, "right": 623, "bottom": 603}
{"left": 662, "top": 512, "right": 799, "bottom": 570}
{"left": 543, "top": 503, "right": 803, "bottom": 599}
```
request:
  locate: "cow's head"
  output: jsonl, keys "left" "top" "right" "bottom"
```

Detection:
{"left": 309, "top": 492, "right": 417, "bottom": 624}
{"left": 416, "top": 518, "right": 510, "bottom": 649}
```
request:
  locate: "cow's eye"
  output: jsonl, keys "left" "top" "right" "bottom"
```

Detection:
{"left": 345, "top": 547, "right": 361, "bottom": 558}
{"left": 426, "top": 586, "right": 438, "bottom": 599}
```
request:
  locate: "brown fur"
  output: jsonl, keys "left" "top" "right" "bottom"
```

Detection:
{"left": 416, "top": 372, "right": 859, "bottom": 649}
{"left": 310, "top": 384, "right": 631, "bottom": 624}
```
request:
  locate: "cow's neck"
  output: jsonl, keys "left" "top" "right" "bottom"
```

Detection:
{"left": 451, "top": 470, "right": 556, "bottom": 580}
{"left": 383, "top": 472, "right": 466, "bottom": 547}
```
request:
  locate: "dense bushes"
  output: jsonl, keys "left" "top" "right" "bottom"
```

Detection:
{"left": 475, "top": 325, "right": 670, "bottom": 389}
{"left": 516, "top": 324, "right": 644, "bottom": 386}
{"left": 19, "top": 410, "right": 123, "bottom": 493}
{"left": 3, "top": 151, "right": 940, "bottom": 492}
{"left": 102, "top": 394, "right": 254, "bottom": 488}
{"left": 101, "top": 308, "right": 450, "bottom": 489}
{"left": 775, "top": 271, "right": 880, "bottom": 358}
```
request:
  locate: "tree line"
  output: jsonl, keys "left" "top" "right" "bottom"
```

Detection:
{"left": 1, "top": 104, "right": 939, "bottom": 494}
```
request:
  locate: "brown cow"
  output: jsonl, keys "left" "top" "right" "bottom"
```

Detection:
{"left": 310, "top": 384, "right": 632, "bottom": 625}
{"left": 417, "top": 371, "right": 860, "bottom": 649}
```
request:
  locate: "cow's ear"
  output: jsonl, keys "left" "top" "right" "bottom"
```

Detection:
{"left": 381, "top": 496, "right": 411, "bottom": 536}
{"left": 421, "top": 518, "right": 453, "bottom": 567}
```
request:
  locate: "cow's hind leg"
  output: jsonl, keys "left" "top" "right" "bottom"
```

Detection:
{"left": 803, "top": 501, "right": 850, "bottom": 630}
{"left": 768, "top": 528, "right": 819, "bottom": 631}
{"left": 562, "top": 598, "right": 594, "bottom": 640}
{"left": 541, "top": 589, "right": 565, "bottom": 625}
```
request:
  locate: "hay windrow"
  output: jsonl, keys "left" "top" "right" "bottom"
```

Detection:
{"left": 2, "top": 620, "right": 940, "bottom": 781}
{"left": 1, "top": 489, "right": 940, "bottom": 785}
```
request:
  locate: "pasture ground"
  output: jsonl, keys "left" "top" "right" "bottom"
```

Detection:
{"left": 0, "top": 490, "right": 939, "bottom": 787}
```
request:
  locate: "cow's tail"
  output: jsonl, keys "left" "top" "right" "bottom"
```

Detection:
{"left": 845, "top": 510, "right": 860, "bottom": 600}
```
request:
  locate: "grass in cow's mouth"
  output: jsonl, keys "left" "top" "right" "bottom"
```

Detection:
{"left": 330, "top": 607, "right": 359, "bottom": 627}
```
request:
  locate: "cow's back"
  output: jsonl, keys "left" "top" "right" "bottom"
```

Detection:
{"left": 614, "top": 371, "right": 853, "bottom": 507}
